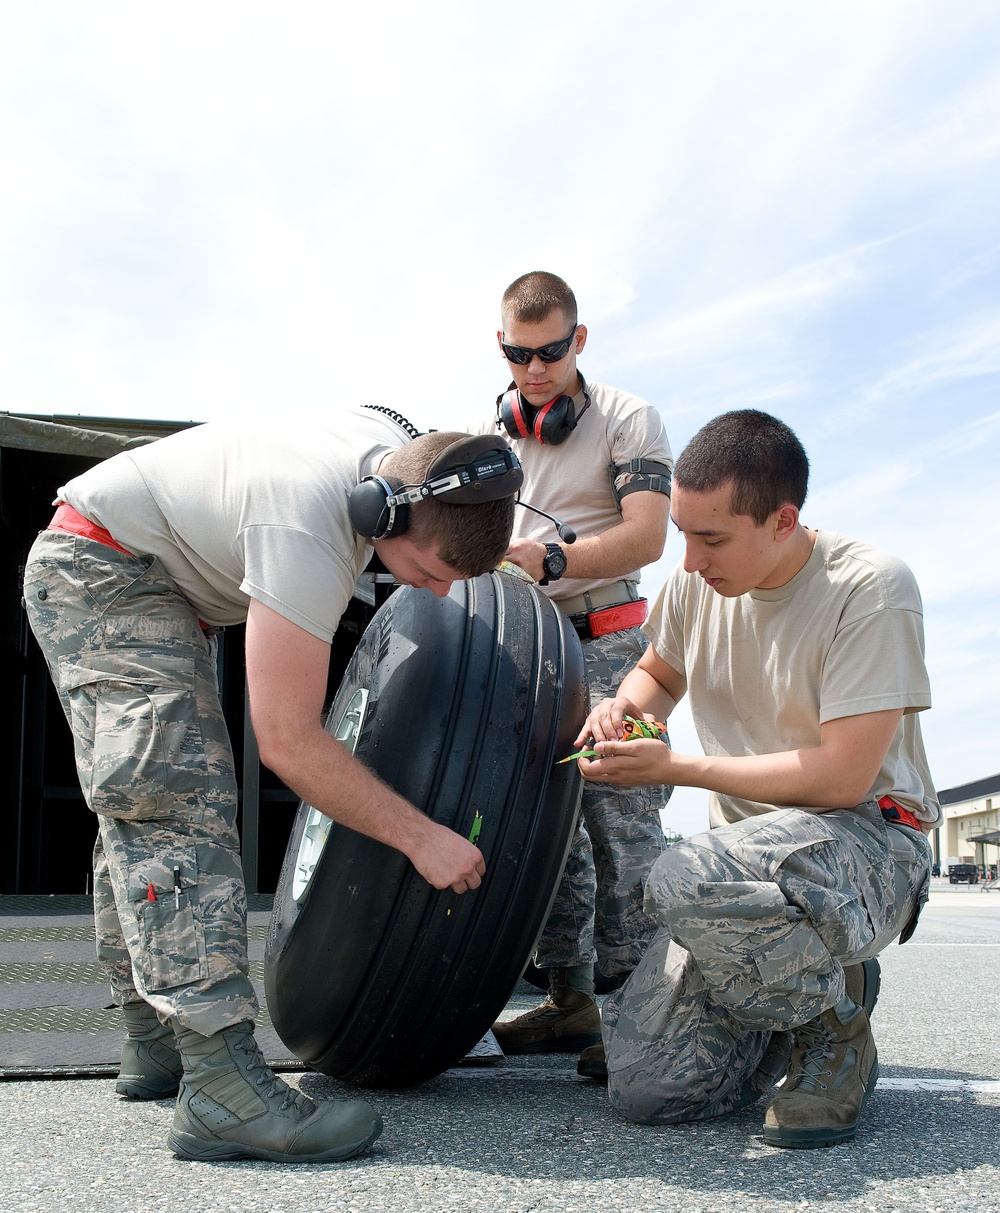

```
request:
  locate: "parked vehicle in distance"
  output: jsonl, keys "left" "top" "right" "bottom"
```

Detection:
{"left": 948, "top": 863, "right": 980, "bottom": 884}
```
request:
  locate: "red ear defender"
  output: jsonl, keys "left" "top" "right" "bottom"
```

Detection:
{"left": 497, "top": 376, "right": 591, "bottom": 446}
{"left": 532, "top": 395, "right": 561, "bottom": 443}
{"left": 501, "top": 388, "right": 533, "bottom": 439}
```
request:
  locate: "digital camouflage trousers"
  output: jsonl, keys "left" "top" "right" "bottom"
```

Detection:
{"left": 23, "top": 530, "right": 259, "bottom": 1035}
{"left": 602, "top": 803, "right": 931, "bottom": 1125}
{"left": 534, "top": 625, "right": 674, "bottom": 978}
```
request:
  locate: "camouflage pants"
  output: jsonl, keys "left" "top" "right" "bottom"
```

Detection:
{"left": 534, "top": 626, "right": 673, "bottom": 978}
{"left": 602, "top": 803, "right": 931, "bottom": 1124}
{"left": 23, "top": 530, "right": 258, "bottom": 1036}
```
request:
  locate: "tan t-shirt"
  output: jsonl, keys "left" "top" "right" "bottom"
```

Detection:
{"left": 643, "top": 529, "right": 940, "bottom": 828}
{"left": 58, "top": 408, "right": 411, "bottom": 642}
{"left": 475, "top": 379, "right": 672, "bottom": 602}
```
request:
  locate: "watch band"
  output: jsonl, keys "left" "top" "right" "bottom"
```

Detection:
{"left": 539, "top": 542, "right": 567, "bottom": 586}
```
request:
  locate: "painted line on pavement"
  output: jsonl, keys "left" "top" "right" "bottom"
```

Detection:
{"left": 447, "top": 1069, "right": 1000, "bottom": 1092}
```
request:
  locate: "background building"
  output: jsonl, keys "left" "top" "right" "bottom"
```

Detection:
{"left": 935, "top": 774, "right": 1000, "bottom": 880}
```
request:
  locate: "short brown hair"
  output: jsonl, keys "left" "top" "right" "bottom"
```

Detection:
{"left": 381, "top": 432, "right": 515, "bottom": 575}
{"left": 501, "top": 271, "right": 578, "bottom": 329}
{"left": 674, "top": 410, "right": 809, "bottom": 525}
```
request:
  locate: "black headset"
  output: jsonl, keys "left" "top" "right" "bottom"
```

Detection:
{"left": 349, "top": 433, "right": 524, "bottom": 541}
{"left": 497, "top": 375, "right": 592, "bottom": 446}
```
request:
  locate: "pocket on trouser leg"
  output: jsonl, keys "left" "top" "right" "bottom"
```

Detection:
{"left": 128, "top": 850, "right": 210, "bottom": 993}
{"left": 659, "top": 878, "right": 840, "bottom": 1029}
{"left": 93, "top": 834, "right": 137, "bottom": 999}
{"left": 58, "top": 650, "right": 207, "bottom": 819}
{"left": 885, "top": 825, "right": 932, "bottom": 947}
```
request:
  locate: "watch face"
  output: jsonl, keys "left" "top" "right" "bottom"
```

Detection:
{"left": 544, "top": 545, "right": 567, "bottom": 578}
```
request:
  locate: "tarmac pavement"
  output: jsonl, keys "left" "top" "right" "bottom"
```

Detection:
{"left": 2, "top": 881, "right": 998, "bottom": 1213}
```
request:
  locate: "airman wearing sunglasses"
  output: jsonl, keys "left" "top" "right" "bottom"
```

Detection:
{"left": 476, "top": 271, "right": 675, "bottom": 1074}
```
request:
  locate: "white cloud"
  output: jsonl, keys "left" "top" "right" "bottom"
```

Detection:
{"left": 3, "top": 0, "right": 1000, "bottom": 820}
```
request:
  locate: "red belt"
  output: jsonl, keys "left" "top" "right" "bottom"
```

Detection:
{"left": 878, "top": 795, "right": 924, "bottom": 832}
{"left": 571, "top": 597, "right": 648, "bottom": 641}
{"left": 47, "top": 503, "right": 214, "bottom": 633}
{"left": 49, "top": 503, "right": 133, "bottom": 556}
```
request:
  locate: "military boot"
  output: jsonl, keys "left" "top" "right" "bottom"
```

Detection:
{"left": 844, "top": 958, "right": 881, "bottom": 1018}
{"left": 763, "top": 1002, "right": 878, "bottom": 1148}
{"left": 493, "top": 968, "right": 601, "bottom": 1055}
{"left": 576, "top": 967, "right": 635, "bottom": 1079}
{"left": 116, "top": 1001, "right": 183, "bottom": 1100}
{"left": 168, "top": 1021, "right": 382, "bottom": 1163}
{"left": 577, "top": 1039, "right": 607, "bottom": 1080}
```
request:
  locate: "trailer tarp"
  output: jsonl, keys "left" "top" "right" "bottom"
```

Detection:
{"left": 0, "top": 411, "right": 196, "bottom": 458}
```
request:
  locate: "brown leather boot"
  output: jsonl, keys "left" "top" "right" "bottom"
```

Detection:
{"left": 763, "top": 1003, "right": 878, "bottom": 1148}
{"left": 493, "top": 969, "right": 601, "bottom": 1055}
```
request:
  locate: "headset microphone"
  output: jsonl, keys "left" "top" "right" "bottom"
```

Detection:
{"left": 516, "top": 499, "right": 577, "bottom": 544}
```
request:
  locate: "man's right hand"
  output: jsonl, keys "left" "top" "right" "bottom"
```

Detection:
{"left": 575, "top": 695, "right": 646, "bottom": 748}
{"left": 408, "top": 825, "right": 486, "bottom": 894}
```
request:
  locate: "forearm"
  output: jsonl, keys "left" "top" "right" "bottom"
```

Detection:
{"left": 663, "top": 748, "right": 867, "bottom": 809}
{"left": 616, "top": 665, "right": 679, "bottom": 721}
{"left": 560, "top": 522, "right": 665, "bottom": 581}
{"left": 508, "top": 515, "right": 666, "bottom": 583}
{"left": 584, "top": 709, "right": 904, "bottom": 809}
{"left": 256, "top": 721, "right": 485, "bottom": 893}
{"left": 260, "top": 725, "right": 437, "bottom": 856}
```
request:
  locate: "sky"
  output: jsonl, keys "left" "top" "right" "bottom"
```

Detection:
{"left": 2, "top": 1, "right": 998, "bottom": 837}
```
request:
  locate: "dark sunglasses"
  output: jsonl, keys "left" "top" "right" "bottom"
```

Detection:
{"left": 500, "top": 327, "right": 577, "bottom": 365}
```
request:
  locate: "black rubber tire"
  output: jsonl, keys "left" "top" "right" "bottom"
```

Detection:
{"left": 264, "top": 570, "right": 587, "bottom": 1087}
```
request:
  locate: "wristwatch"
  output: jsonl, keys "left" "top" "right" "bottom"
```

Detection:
{"left": 539, "top": 542, "right": 568, "bottom": 586}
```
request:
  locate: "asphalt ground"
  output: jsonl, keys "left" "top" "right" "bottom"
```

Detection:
{"left": 2, "top": 881, "right": 999, "bottom": 1213}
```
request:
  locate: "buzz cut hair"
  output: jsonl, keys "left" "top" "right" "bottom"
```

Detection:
{"left": 674, "top": 410, "right": 810, "bottom": 526}
{"left": 380, "top": 432, "right": 515, "bottom": 576}
{"left": 501, "top": 271, "right": 578, "bottom": 329}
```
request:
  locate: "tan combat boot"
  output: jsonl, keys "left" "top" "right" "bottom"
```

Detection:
{"left": 763, "top": 1003, "right": 878, "bottom": 1148}
{"left": 577, "top": 1038, "right": 607, "bottom": 1079}
{"left": 493, "top": 968, "right": 601, "bottom": 1055}
{"left": 168, "top": 1021, "right": 382, "bottom": 1163}
{"left": 116, "top": 1001, "right": 183, "bottom": 1100}
{"left": 844, "top": 958, "right": 880, "bottom": 1017}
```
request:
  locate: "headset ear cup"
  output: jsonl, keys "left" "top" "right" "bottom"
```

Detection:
{"left": 499, "top": 389, "right": 532, "bottom": 440}
{"left": 349, "top": 477, "right": 409, "bottom": 540}
{"left": 535, "top": 395, "right": 573, "bottom": 445}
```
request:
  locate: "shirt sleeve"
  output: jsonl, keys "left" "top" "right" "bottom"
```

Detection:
{"left": 820, "top": 606, "right": 931, "bottom": 724}
{"left": 641, "top": 561, "right": 688, "bottom": 675}
{"left": 239, "top": 525, "right": 361, "bottom": 643}
{"left": 609, "top": 397, "right": 673, "bottom": 472}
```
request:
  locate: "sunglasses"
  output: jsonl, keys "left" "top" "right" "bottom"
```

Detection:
{"left": 500, "top": 327, "right": 577, "bottom": 365}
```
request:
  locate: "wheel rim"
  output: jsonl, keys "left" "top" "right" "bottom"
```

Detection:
{"left": 291, "top": 688, "right": 369, "bottom": 902}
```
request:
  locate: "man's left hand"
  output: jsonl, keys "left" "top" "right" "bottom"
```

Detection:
{"left": 579, "top": 737, "right": 672, "bottom": 787}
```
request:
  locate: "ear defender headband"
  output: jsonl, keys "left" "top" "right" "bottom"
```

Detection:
{"left": 349, "top": 433, "right": 524, "bottom": 541}
{"left": 497, "top": 376, "right": 591, "bottom": 446}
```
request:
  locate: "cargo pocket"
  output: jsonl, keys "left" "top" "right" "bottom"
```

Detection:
{"left": 129, "top": 849, "right": 209, "bottom": 992}
{"left": 723, "top": 810, "right": 883, "bottom": 958}
{"left": 751, "top": 912, "right": 835, "bottom": 990}
{"left": 58, "top": 649, "right": 207, "bottom": 820}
